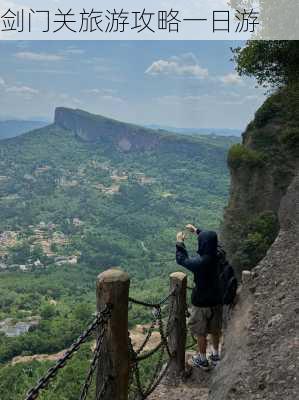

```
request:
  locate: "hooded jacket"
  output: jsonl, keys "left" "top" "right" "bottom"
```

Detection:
{"left": 176, "top": 230, "right": 222, "bottom": 307}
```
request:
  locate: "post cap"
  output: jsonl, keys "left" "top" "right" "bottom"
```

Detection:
{"left": 170, "top": 271, "right": 187, "bottom": 281}
{"left": 97, "top": 267, "right": 129, "bottom": 283}
{"left": 242, "top": 270, "right": 252, "bottom": 284}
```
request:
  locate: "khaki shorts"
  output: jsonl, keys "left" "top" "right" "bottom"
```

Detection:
{"left": 188, "top": 305, "right": 223, "bottom": 337}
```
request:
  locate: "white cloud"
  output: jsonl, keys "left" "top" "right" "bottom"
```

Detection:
{"left": 156, "top": 91, "right": 263, "bottom": 107}
{"left": 100, "top": 95, "right": 124, "bottom": 103}
{"left": 15, "top": 51, "right": 65, "bottom": 62}
{"left": 83, "top": 88, "right": 124, "bottom": 103}
{"left": 145, "top": 53, "right": 209, "bottom": 79}
{"left": 83, "top": 57, "right": 109, "bottom": 65}
{"left": 16, "top": 68, "right": 77, "bottom": 75}
{"left": 84, "top": 89, "right": 102, "bottom": 95}
{"left": 220, "top": 72, "right": 243, "bottom": 85}
{"left": 58, "top": 93, "right": 82, "bottom": 105}
{"left": 65, "top": 47, "right": 85, "bottom": 55}
{"left": 0, "top": 74, "right": 39, "bottom": 97}
{"left": 83, "top": 88, "right": 116, "bottom": 96}
{"left": 5, "top": 85, "right": 39, "bottom": 95}
{"left": 157, "top": 94, "right": 211, "bottom": 106}
{"left": 245, "top": 95, "right": 261, "bottom": 101}
{"left": 216, "top": 94, "right": 264, "bottom": 105}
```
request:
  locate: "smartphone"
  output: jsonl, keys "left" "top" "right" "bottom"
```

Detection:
{"left": 182, "top": 229, "right": 189, "bottom": 239}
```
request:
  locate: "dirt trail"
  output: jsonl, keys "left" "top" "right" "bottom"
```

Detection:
{"left": 152, "top": 174, "right": 299, "bottom": 400}
{"left": 148, "top": 350, "right": 217, "bottom": 400}
{"left": 11, "top": 325, "right": 161, "bottom": 366}
{"left": 12, "top": 350, "right": 66, "bottom": 365}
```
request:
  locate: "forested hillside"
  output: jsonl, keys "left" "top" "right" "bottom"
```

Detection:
{"left": 0, "top": 108, "right": 237, "bottom": 399}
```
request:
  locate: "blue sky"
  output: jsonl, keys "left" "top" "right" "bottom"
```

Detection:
{"left": 0, "top": 41, "right": 266, "bottom": 129}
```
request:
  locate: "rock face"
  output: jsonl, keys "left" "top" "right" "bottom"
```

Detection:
{"left": 209, "top": 171, "right": 299, "bottom": 400}
{"left": 55, "top": 107, "right": 160, "bottom": 152}
{"left": 221, "top": 86, "right": 299, "bottom": 274}
{"left": 54, "top": 108, "right": 231, "bottom": 163}
{"left": 144, "top": 87, "right": 298, "bottom": 400}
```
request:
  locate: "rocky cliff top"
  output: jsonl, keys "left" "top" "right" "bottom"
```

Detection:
{"left": 209, "top": 171, "right": 299, "bottom": 400}
{"left": 54, "top": 107, "right": 161, "bottom": 151}
{"left": 221, "top": 85, "right": 299, "bottom": 274}
{"left": 151, "top": 86, "right": 299, "bottom": 400}
{"left": 150, "top": 171, "right": 298, "bottom": 400}
{"left": 54, "top": 107, "right": 234, "bottom": 158}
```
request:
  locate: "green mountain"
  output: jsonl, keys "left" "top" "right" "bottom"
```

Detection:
{"left": 0, "top": 107, "right": 237, "bottom": 238}
{"left": 0, "top": 106, "right": 238, "bottom": 277}
{"left": 0, "top": 108, "right": 237, "bottom": 397}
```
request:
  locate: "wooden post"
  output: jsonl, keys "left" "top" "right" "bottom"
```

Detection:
{"left": 242, "top": 270, "right": 252, "bottom": 286}
{"left": 168, "top": 272, "right": 187, "bottom": 382}
{"left": 96, "top": 268, "right": 130, "bottom": 400}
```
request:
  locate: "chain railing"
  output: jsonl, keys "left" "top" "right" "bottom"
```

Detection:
{"left": 23, "top": 269, "right": 188, "bottom": 400}
{"left": 127, "top": 288, "right": 178, "bottom": 400}
{"left": 24, "top": 305, "right": 112, "bottom": 400}
{"left": 128, "top": 287, "right": 176, "bottom": 309}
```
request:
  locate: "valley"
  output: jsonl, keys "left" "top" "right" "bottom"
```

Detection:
{"left": 0, "top": 108, "right": 237, "bottom": 391}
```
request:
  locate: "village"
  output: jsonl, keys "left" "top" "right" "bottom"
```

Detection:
{"left": 0, "top": 157, "right": 159, "bottom": 274}
{"left": 0, "top": 220, "right": 81, "bottom": 273}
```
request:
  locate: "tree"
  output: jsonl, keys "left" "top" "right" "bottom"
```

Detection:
{"left": 31, "top": 244, "right": 44, "bottom": 261}
{"left": 232, "top": 41, "right": 299, "bottom": 88}
{"left": 40, "top": 303, "right": 57, "bottom": 320}
{"left": 9, "top": 241, "right": 31, "bottom": 264}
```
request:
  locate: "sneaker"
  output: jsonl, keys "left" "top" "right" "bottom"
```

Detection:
{"left": 209, "top": 353, "right": 221, "bottom": 364}
{"left": 191, "top": 355, "right": 210, "bottom": 370}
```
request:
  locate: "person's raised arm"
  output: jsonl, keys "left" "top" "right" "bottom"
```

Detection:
{"left": 176, "top": 231, "right": 202, "bottom": 273}
{"left": 185, "top": 224, "right": 202, "bottom": 235}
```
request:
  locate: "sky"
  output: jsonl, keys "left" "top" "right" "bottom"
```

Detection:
{"left": 0, "top": 40, "right": 266, "bottom": 130}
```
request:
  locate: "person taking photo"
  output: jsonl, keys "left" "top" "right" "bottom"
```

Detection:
{"left": 176, "top": 224, "right": 223, "bottom": 370}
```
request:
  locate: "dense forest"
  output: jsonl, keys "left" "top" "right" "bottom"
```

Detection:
{"left": 0, "top": 110, "right": 238, "bottom": 398}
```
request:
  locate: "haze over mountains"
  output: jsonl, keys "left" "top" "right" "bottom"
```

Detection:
{"left": 0, "top": 114, "right": 242, "bottom": 142}
{"left": 0, "top": 120, "right": 48, "bottom": 140}
{"left": 146, "top": 124, "right": 242, "bottom": 137}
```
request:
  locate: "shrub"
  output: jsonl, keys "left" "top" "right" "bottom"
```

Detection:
{"left": 235, "top": 211, "right": 279, "bottom": 270}
{"left": 228, "top": 144, "right": 264, "bottom": 169}
{"left": 281, "top": 127, "right": 299, "bottom": 152}
{"left": 254, "top": 96, "right": 281, "bottom": 128}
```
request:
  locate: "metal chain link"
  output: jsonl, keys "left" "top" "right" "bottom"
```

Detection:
{"left": 143, "top": 341, "right": 166, "bottom": 398}
{"left": 134, "top": 292, "right": 176, "bottom": 363}
{"left": 128, "top": 289, "right": 178, "bottom": 400}
{"left": 129, "top": 288, "right": 176, "bottom": 309}
{"left": 25, "top": 305, "right": 112, "bottom": 400}
{"left": 186, "top": 333, "right": 197, "bottom": 350}
{"left": 79, "top": 324, "right": 108, "bottom": 400}
{"left": 96, "top": 376, "right": 112, "bottom": 400}
{"left": 135, "top": 315, "right": 158, "bottom": 356}
{"left": 136, "top": 341, "right": 163, "bottom": 362}
{"left": 143, "top": 357, "right": 172, "bottom": 398}
{"left": 156, "top": 307, "right": 172, "bottom": 359}
{"left": 25, "top": 285, "right": 180, "bottom": 400}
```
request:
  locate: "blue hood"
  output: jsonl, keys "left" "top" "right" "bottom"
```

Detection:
{"left": 197, "top": 230, "right": 218, "bottom": 257}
